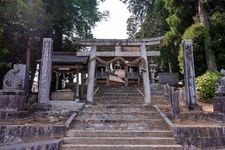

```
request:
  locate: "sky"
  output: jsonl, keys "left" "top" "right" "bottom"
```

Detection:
{"left": 92, "top": 0, "right": 131, "bottom": 39}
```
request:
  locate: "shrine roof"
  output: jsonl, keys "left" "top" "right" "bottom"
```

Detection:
{"left": 37, "top": 52, "right": 88, "bottom": 64}
{"left": 52, "top": 55, "right": 88, "bottom": 64}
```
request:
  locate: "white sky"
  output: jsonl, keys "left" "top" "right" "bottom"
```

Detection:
{"left": 92, "top": 0, "right": 131, "bottom": 39}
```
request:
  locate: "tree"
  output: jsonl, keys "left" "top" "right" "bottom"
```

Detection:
{"left": 124, "top": 0, "right": 225, "bottom": 74}
{"left": 0, "top": 0, "right": 108, "bottom": 89}
{"left": 198, "top": 0, "right": 217, "bottom": 71}
{"left": 45, "top": 0, "right": 108, "bottom": 51}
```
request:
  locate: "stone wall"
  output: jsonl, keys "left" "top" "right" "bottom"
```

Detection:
{"left": 173, "top": 127, "right": 225, "bottom": 148}
{"left": 0, "top": 139, "right": 61, "bottom": 150}
{"left": 0, "top": 92, "right": 26, "bottom": 111}
{"left": 158, "top": 73, "right": 179, "bottom": 86}
{"left": 0, "top": 125, "right": 65, "bottom": 145}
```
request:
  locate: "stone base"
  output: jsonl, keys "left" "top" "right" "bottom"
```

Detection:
{"left": 0, "top": 91, "right": 26, "bottom": 111}
{"left": 186, "top": 104, "right": 202, "bottom": 111}
{"left": 35, "top": 103, "right": 51, "bottom": 111}
{"left": 213, "top": 97, "right": 225, "bottom": 113}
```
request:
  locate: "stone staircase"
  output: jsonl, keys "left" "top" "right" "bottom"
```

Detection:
{"left": 61, "top": 86, "right": 183, "bottom": 150}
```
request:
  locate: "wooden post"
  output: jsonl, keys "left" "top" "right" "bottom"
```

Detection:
{"left": 75, "top": 67, "right": 79, "bottom": 102}
{"left": 140, "top": 44, "right": 151, "bottom": 104}
{"left": 125, "top": 65, "right": 128, "bottom": 86}
{"left": 55, "top": 72, "right": 59, "bottom": 91}
{"left": 80, "top": 69, "right": 85, "bottom": 100}
{"left": 87, "top": 45, "right": 96, "bottom": 103}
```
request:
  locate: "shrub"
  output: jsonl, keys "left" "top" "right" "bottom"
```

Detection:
{"left": 196, "top": 71, "right": 221, "bottom": 103}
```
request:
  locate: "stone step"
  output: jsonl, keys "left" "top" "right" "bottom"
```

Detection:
{"left": 76, "top": 113, "right": 162, "bottom": 121}
{"left": 94, "top": 102, "right": 143, "bottom": 105}
{"left": 94, "top": 96, "right": 143, "bottom": 99}
{"left": 79, "top": 111, "right": 160, "bottom": 115}
{"left": 84, "top": 105, "right": 156, "bottom": 109}
{"left": 70, "top": 120, "right": 170, "bottom": 130}
{"left": 63, "top": 137, "right": 177, "bottom": 145}
{"left": 96, "top": 93, "right": 140, "bottom": 95}
{"left": 94, "top": 98, "right": 143, "bottom": 102}
{"left": 92, "top": 104, "right": 147, "bottom": 107}
{"left": 151, "top": 91, "right": 164, "bottom": 95}
{"left": 96, "top": 89, "right": 139, "bottom": 91}
{"left": 96, "top": 90, "right": 139, "bottom": 93}
{"left": 95, "top": 92, "right": 141, "bottom": 95}
{"left": 62, "top": 144, "right": 183, "bottom": 150}
{"left": 94, "top": 98, "right": 143, "bottom": 101}
{"left": 66, "top": 130, "right": 174, "bottom": 137}
{"left": 82, "top": 107, "right": 157, "bottom": 114}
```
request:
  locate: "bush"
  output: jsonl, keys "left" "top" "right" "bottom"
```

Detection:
{"left": 196, "top": 71, "right": 221, "bottom": 103}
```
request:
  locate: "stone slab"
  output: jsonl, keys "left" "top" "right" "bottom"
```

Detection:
{"left": 213, "top": 97, "right": 225, "bottom": 113}
{"left": 2, "top": 64, "right": 28, "bottom": 90}
{"left": 38, "top": 38, "right": 53, "bottom": 106}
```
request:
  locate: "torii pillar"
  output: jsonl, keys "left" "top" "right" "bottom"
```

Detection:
{"left": 140, "top": 44, "right": 151, "bottom": 104}
{"left": 87, "top": 45, "right": 97, "bottom": 103}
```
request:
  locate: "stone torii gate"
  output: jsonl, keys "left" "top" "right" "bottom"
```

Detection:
{"left": 74, "top": 37, "right": 163, "bottom": 104}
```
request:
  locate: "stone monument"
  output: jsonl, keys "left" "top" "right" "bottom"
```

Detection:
{"left": 213, "top": 69, "right": 225, "bottom": 113}
{"left": 0, "top": 64, "right": 28, "bottom": 113}
{"left": 37, "top": 38, "right": 53, "bottom": 110}
{"left": 3, "top": 64, "right": 28, "bottom": 90}
{"left": 183, "top": 39, "right": 197, "bottom": 109}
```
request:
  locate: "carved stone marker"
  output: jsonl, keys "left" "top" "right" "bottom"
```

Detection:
{"left": 213, "top": 69, "right": 225, "bottom": 113}
{"left": 37, "top": 38, "right": 53, "bottom": 110}
{"left": 183, "top": 39, "right": 197, "bottom": 108}
{"left": 215, "top": 69, "right": 225, "bottom": 96}
{"left": 3, "top": 64, "right": 28, "bottom": 91}
{"left": 0, "top": 64, "right": 28, "bottom": 116}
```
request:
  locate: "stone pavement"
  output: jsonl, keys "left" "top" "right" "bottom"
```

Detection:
{"left": 62, "top": 86, "right": 183, "bottom": 150}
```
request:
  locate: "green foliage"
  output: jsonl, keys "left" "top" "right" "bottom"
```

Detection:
{"left": 136, "top": 0, "right": 169, "bottom": 38}
{"left": 126, "top": 0, "right": 225, "bottom": 74}
{"left": 0, "top": 0, "right": 107, "bottom": 88}
{"left": 196, "top": 71, "right": 221, "bottom": 103}
{"left": 210, "top": 12, "right": 225, "bottom": 70}
{"left": 179, "top": 23, "right": 208, "bottom": 76}
{"left": 0, "top": 27, "right": 9, "bottom": 68}
{"left": 166, "top": 14, "right": 181, "bottom": 32}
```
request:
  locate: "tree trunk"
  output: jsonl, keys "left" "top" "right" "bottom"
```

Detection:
{"left": 198, "top": 0, "right": 217, "bottom": 71}
{"left": 52, "top": 0, "right": 64, "bottom": 51}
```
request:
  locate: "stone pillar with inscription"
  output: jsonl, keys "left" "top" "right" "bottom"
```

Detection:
{"left": 140, "top": 45, "right": 151, "bottom": 104}
{"left": 213, "top": 69, "right": 225, "bottom": 113}
{"left": 183, "top": 39, "right": 197, "bottom": 108}
{"left": 37, "top": 38, "right": 53, "bottom": 110}
{"left": 87, "top": 45, "right": 97, "bottom": 103}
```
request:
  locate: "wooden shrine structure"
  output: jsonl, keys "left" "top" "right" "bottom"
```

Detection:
{"left": 37, "top": 37, "right": 163, "bottom": 109}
